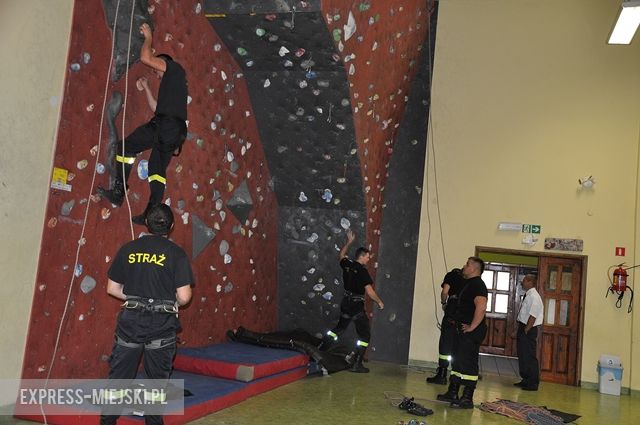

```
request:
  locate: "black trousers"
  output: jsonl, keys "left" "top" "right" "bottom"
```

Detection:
{"left": 450, "top": 322, "right": 487, "bottom": 387}
{"left": 117, "top": 116, "right": 185, "bottom": 204}
{"left": 331, "top": 297, "right": 371, "bottom": 346}
{"left": 100, "top": 311, "right": 178, "bottom": 425}
{"left": 517, "top": 323, "right": 539, "bottom": 386}
{"left": 437, "top": 318, "right": 456, "bottom": 367}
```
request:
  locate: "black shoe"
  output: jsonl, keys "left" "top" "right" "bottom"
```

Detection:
{"left": 426, "top": 367, "right": 448, "bottom": 385}
{"left": 349, "top": 362, "right": 370, "bottom": 373}
{"left": 96, "top": 185, "right": 124, "bottom": 207}
{"left": 398, "top": 397, "right": 433, "bottom": 416}
{"left": 132, "top": 201, "right": 155, "bottom": 226}
{"left": 450, "top": 385, "right": 475, "bottom": 409}
{"left": 131, "top": 212, "right": 147, "bottom": 226}
{"left": 450, "top": 398, "right": 474, "bottom": 409}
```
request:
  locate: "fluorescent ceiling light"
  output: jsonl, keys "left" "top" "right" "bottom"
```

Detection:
{"left": 609, "top": 0, "right": 640, "bottom": 44}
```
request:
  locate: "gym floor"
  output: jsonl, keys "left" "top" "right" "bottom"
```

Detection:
{"left": 187, "top": 361, "right": 635, "bottom": 425}
{"left": 3, "top": 360, "right": 635, "bottom": 424}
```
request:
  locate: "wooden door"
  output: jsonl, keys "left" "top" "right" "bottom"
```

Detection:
{"left": 538, "top": 257, "right": 582, "bottom": 385}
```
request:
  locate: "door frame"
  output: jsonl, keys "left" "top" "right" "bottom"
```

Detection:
{"left": 475, "top": 246, "right": 588, "bottom": 386}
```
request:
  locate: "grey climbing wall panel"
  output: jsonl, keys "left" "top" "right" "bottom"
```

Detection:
{"left": 192, "top": 213, "right": 217, "bottom": 260}
{"left": 102, "top": 0, "right": 152, "bottom": 81}
{"left": 207, "top": 6, "right": 367, "bottom": 338}
{"left": 369, "top": 7, "right": 438, "bottom": 364}
{"left": 278, "top": 206, "right": 365, "bottom": 342}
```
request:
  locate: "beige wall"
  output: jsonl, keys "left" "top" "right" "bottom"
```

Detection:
{"left": 411, "top": 0, "right": 640, "bottom": 390}
{"left": 0, "top": 0, "right": 73, "bottom": 404}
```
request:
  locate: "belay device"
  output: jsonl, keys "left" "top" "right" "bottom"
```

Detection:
{"left": 606, "top": 264, "right": 634, "bottom": 313}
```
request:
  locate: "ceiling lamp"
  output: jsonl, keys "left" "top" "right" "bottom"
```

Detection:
{"left": 609, "top": 1, "right": 640, "bottom": 44}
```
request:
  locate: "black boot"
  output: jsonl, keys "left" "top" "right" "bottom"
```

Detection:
{"left": 436, "top": 377, "right": 460, "bottom": 403}
{"left": 450, "top": 385, "right": 475, "bottom": 409}
{"left": 98, "top": 161, "right": 131, "bottom": 207}
{"left": 426, "top": 366, "right": 448, "bottom": 385}
{"left": 97, "top": 177, "right": 126, "bottom": 207}
{"left": 132, "top": 202, "right": 154, "bottom": 226}
{"left": 349, "top": 347, "right": 369, "bottom": 373}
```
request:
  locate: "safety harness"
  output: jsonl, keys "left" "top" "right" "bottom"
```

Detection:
{"left": 152, "top": 114, "right": 187, "bottom": 156}
{"left": 122, "top": 296, "right": 178, "bottom": 314}
{"left": 344, "top": 290, "right": 365, "bottom": 302}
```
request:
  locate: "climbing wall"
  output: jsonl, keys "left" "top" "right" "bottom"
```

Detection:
{"left": 21, "top": 0, "right": 279, "bottom": 379}
{"left": 205, "top": 0, "right": 433, "bottom": 348}
{"left": 22, "top": 0, "right": 434, "bottom": 379}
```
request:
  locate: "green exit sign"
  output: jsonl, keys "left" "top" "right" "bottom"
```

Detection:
{"left": 522, "top": 224, "right": 541, "bottom": 234}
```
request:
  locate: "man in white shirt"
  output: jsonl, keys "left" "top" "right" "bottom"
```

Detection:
{"left": 514, "top": 274, "right": 544, "bottom": 391}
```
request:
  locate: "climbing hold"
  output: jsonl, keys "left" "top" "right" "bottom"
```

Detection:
{"left": 299, "top": 192, "right": 308, "bottom": 202}
{"left": 101, "top": 208, "right": 111, "bottom": 220}
{"left": 77, "top": 160, "right": 88, "bottom": 170}
{"left": 219, "top": 240, "right": 229, "bottom": 256}
{"left": 74, "top": 264, "right": 83, "bottom": 277}
{"left": 344, "top": 11, "right": 357, "bottom": 41}
{"left": 332, "top": 29, "right": 342, "bottom": 42}
{"left": 137, "top": 160, "right": 148, "bottom": 180}
{"left": 340, "top": 218, "right": 351, "bottom": 229}
{"left": 278, "top": 46, "right": 290, "bottom": 57}
{"left": 80, "top": 275, "right": 97, "bottom": 294}
{"left": 61, "top": 200, "right": 75, "bottom": 216}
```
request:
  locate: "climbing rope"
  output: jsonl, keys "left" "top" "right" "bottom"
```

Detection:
{"left": 41, "top": 0, "right": 137, "bottom": 422}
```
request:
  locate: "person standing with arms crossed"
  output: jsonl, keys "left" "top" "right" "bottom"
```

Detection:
{"left": 100, "top": 204, "right": 194, "bottom": 425}
{"left": 514, "top": 274, "right": 543, "bottom": 391}
{"left": 437, "top": 256, "right": 488, "bottom": 409}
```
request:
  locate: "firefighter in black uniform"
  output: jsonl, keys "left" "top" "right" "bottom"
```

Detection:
{"left": 437, "top": 256, "right": 488, "bottom": 409}
{"left": 426, "top": 267, "right": 465, "bottom": 385}
{"left": 98, "top": 22, "right": 188, "bottom": 226}
{"left": 322, "top": 230, "right": 384, "bottom": 373}
{"left": 100, "top": 204, "right": 194, "bottom": 425}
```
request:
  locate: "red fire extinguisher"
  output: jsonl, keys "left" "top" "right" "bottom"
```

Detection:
{"left": 607, "top": 264, "right": 634, "bottom": 313}
{"left": 612, "top": 266, "right": 628, "bottom": 292}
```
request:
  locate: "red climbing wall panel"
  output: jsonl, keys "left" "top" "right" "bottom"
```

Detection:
{"left": 21, "top": 0, "right": 279, "bottom": 379}
{"left": 321, "top": 1, "right": 429, "bottom": 279}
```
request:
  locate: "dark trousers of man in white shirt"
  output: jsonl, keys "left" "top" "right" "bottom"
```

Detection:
{"left": 516, "top": 322, "right": 539, "bottom": 389}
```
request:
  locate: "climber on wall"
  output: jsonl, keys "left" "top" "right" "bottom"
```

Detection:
{"left": 97, "top": 22, "right": 188, "bottom": 225}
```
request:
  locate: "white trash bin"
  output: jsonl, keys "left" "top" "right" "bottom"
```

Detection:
{"left": 597, "top": 354, "right": 623, "bottom": 396}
